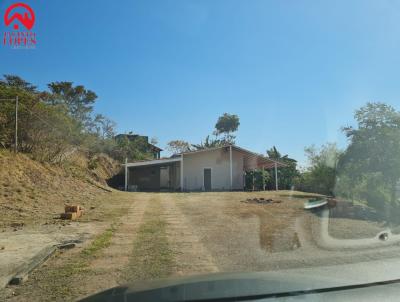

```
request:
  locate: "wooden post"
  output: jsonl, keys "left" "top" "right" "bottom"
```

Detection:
{"left": 274, "top": 162, "right": 278, "bottom": 191}
{"left": 15, "top": 96, "right": 18, "bottom": 153}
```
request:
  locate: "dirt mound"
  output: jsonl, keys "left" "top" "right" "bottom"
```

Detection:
{"left": 90, "top": 154, "right": 121, "bottom": 186}
{"left": 0, "top": 150, "right": 119, "bottom": 230}
{"left": 62, "top": 150, "right": 121, "bottom": 185}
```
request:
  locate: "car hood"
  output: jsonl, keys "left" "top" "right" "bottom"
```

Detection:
{"left": 79, "top": 258, "right": 400, "bottom": 302}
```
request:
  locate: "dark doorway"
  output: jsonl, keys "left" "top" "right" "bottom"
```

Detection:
{"left": 204, "top": 168, "right": 212, "bottom": 191}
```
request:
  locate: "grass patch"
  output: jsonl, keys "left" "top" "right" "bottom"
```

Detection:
{"left": 123, "top": 200, "right": 174, "bottom": 281}
{"left": 53, "top": 223, "right": 117, "bottom": 274}
{"left": 82, "top": 224, "right": 116, "bottom": 257}
{"left": 16, "top": 224, "right": 118, "bottom": 301}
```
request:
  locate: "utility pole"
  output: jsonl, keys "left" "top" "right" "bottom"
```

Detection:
{"left": 15, "top": 96, "right": 18, "bottom": 153}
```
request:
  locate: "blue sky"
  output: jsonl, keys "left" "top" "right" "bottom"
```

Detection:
{"left": 1, "top": 0, "right": 400, "bottom": 165}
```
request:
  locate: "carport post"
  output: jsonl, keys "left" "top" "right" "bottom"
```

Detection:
{"left": 229, "top": 145, "right": 233, "bottom": 190}
{"left": 124, "top": 158, "right": 128, "bottom": 191}
{"left": 263, "top": 167, "right": 266, "bottom": 191}
{"left": 274, "top": 162, "right": 278, "bottom": 191}
{"left": 180, "top": 154, "right": 184, "bottom": 192}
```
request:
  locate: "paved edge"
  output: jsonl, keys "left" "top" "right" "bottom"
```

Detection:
{"left": 6, "top": 245, "right": 57, "bottom": 287}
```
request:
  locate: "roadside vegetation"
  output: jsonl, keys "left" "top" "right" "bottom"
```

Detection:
{"left": 0, "top": 74, "right": 158, "bottom": 229}
{"left": 0, "top": 75, "right": 157, "bottom": 163}
{"left": 295, "top": 103, "right": 400, "bottom": 220}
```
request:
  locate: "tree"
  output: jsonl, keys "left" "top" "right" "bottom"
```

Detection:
{"left": 0, "top": 75, "right": 123, "bottom": 164}
{"left": 192, "top": 135, "right": 225, "bottom": 150}
{"left": 214, "top": 113, "right": 240, "bottom": 144}
{"left": 0, "top": 77, "right": 83, "bottom": 162}
{"left": 112, "top": 135, "right": 153, "bottom": 162}
{"left": 91, "top": 114, "right": 116, "bottom": 139}
{"left": 0, "top": 79, "right": 43, "bottom": 150}
{"left": 305, "top": 143, "right": 341, "bottom": 169}
{"left": 266, "top": 146, "right": 299, "bottom": 190}
{"left": 166, "top": 140, "right": 191, "bottom": 154}
{"left": 296, "top": 143, "right": 342, "bottom": 195}
{"left": 0, "top": 74, "right": 37, "bottom": 92}
{"left": 193, "top": 113, "right": 241, "bottom": 150}
{"left": 338, "top": 102, "right": 400, "bottom": 206}
{"left": 245, "top": 169, "right": 271, "bottom": 191}
{"left": 47, "top": 82, "right": 97, "bottom": 128}
{"left": 25, "top": 103, "right": 81, "bottom": 162}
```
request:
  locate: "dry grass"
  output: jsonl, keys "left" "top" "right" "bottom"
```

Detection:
{"left": 122, "top": 198, "right": 175, "bottom": 282}
{"left": 173, "top": 191, "right": 318, "bottom": 253}
{"left": 4, "top": 191, "right": 390, "bottom": 301}
{"left": 0, "top": 150, "right": 122, "bottom": 230}
{"left": 8, "top": 224, "right": 119, "bottom": 301}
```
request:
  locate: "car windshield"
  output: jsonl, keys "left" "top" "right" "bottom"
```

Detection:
{"left": 1, "top": 1, "right": 400, "bottom": 301}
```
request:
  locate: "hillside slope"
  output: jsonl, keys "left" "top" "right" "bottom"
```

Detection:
{"left": 0, "top": 150, "right": 121, "bottom": 229}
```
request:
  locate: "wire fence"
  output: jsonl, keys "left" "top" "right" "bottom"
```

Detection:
{"left": 0, "top": 96, "right": 74, "bottom": 153}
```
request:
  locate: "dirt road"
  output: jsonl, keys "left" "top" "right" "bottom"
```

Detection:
{"left": 3, "top": 191, "right": 398, "bottom": 301}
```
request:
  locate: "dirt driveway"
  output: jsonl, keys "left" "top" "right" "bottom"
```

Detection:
{"left": 3, "top": 191, "right": 398, "bottom": 301}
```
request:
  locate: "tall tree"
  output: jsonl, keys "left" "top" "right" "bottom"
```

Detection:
{"left": 47, "top": 82, "right": 97, "bottom": 128}
{"left": 339, "top": 102, "right": 400, "bottom": 205}
{"left": 214, "top": 113, "right": 240, "bottom": 144}
{"left": 193, "top": 113, "right": 240, "bottom": 150}
{"left": 0, "top": 74, "right": 37, "bottom": 92}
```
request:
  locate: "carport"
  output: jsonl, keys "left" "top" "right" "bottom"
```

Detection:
{"left": 124, "top": 157, "right": 181, "bottom": 192}
{"left": 232, "top": 146, "right": 286, "bottom": 191}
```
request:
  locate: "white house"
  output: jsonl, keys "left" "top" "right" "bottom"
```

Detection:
{"left": 124, "top": 145, "right": 285, "bottom": 192}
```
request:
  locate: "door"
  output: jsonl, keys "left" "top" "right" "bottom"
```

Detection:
{"left": 159, "top": 166, "right": 170, "bottom": 190}
{"left": 204, "top": 168, "right": 212, "bottom": 191}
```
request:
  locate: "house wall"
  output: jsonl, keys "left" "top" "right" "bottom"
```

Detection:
{"left": 232, "top": 150, "right": 244, "bottom": 190}
{"left": 182, "top": 147, "right": 244, "bottom": 191}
